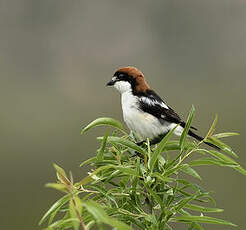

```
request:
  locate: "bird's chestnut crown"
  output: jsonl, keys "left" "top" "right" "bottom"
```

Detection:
{"left": 106, "top": 66, "right": 150, "bottom": 94}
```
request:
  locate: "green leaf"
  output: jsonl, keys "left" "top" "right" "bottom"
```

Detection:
{"left": 45, "top": 183, "right": 67, "bottom": 192}
{"left": 181, "top": 165, "right": 201, "bottom": 180}
{"left": 177, "top": 210, "right": 204, "bottom": 230}
{"left": 77, "top": 165, "right": 113, "bottom": 186}
{"left": 86, "top": 220, "right": 96, "bottom": 229}
{"left": 212, "top": 132, "right": 239, "bottom": 138}
{"left": 173, "top": 193, "right": 199, "bottom": 212}
{"left": 97, "top": 131, "right": 109, "bottom": 161}
{"left": 53, "top": 163, "right": 67, "bottom": 178}
{"left": 105, "top": 136, "right": 145, "bottom": 155}
{"left": 79, "top": 157, "right": 97, "bottom": 167}
{"left": 188, "top": 222, "right": 204, "bottom": 230}
{"left": 69, "top": 195, "right": 82, "bottom": 230}
{"left": 205, "top": 149, "right": 238, "bottom": 165}
{"left": 234, "top": 165, "right": 246, "bottom": 175}
{"left": 149, "top": 126, "right": 177, "bottom": 172}
{"left": 83, "top": 200, "right": 134, "bottom": 230}
{"left": 81, "top": 117, "right": 125, "bottom": 134}
{"left": 77, "top": 164, "right": 140, "bottom": 187}
{"left": 39, "top": 194, "right": 71, "bottom": 225}
{"left": 180, "top": 105, "right": 195, "bottom": 150}
{"left": 69, "top": 200, "right": 79, "bottom": 230}
{"left": 151, "top": 172, "right": 174, "bottom": 183}
{"left": 115, "top": 166, "right": 140, "bottom": 177}
{"left": 53, "top": 163, "right": 71, "bottom": 185}
{"left": 190, "top": 157, "right": 236, "bottom": 167}
{"left": 43, "top": 218, "right": 79, "bottom": 230}
{"left": 144, "top": 184, "right": 166, "bottom": 212}
{"left": 206, "top": 137, "right": 238, "bottom": 158}
{"left": 185, "top": 204, "right": 223, "bottom": 213}
{"left": 177, "top": 209, "right": 204, "bottom": 230}
{"left": 171, "top": 215, "right": 236, "bottom": 226}
{"left": 205, "top": 114, "right": 218, "bottom": 139}
{"left": 163, "top": 141, "right": 197, "bottom": 151}
{"left": 164, "top": 164, "right": 188, "bottom": 177}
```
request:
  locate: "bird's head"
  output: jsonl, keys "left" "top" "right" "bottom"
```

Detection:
{"left": 106, "top": 66, "right": 150, "bottom": 94}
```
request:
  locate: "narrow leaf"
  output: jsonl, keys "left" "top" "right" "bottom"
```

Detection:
{"left": 171, "top": 215, "right": 236, "bottom": 226}
{"left": 53, "top": 163, "right": 67, "bottom": 178}
{"left": 45, "top": 183, "right": 67, "bottom": 192}
{"left": 77, "top": 164, "right": 140, "bottom": 187}
{"left": 206, "top": 137, "right": 238, "bottom": 158}
{"left": 39, "top": 194, "right": 70, "bottom": 225}
{"left": 174, "top": 193, "right": 199, "bottom": 212}
{"left": 77, "top": 165, "right": 113, "bottom": 186}
{"left": 185, "top": 204, "right": 223, "bottom": 213}
{"left": 164, "top": 164, "right": 188, "bottom": 177}
{"left": 151, "top": 172, "right": 174, "bottom": 183}
{"left": 205, "top": 114, "right": 218, "bottom": 139}
{"left": 83, "top": 200, "right": 133, "bottom": 230}
{"left": 190, "top": 158, "right": 236, "bottom": 167}
{"left": 181, "top": 165, "right": 201, "bottom": 180}
{"left": 81, "top": 117, "right": 125, "bottom": 134}
{"left": 115, "top": 166, "right": 140, "bottom": 177}
{"left": 205, "top": 150, "right": 238, "bottom": 165}
{"left": 53, "top": 163, "right": 71, "bottom": 185}
{"left": 106, "top": 136, "right": 145, "bottom": 155}
{"left": 144, "top": 184, "right": 166, "bottom": 212}
{"left": 213, "top": 132, "right": 239, "bottom": 139}
{"left": 149, "top": 126, "right": 177, "bottom": 172}
{"left": 43, "top": 218, "right": 79, "bottom": 229}
{"left": 166, "top": 141, "right": 197, "bottom": 151}
{"left": 234, "top": 165, "right": 246, "bottom": 176}
{"left": 97, "top": 131, "right": 109, "bottom": 161}
{"left": 69, "top": 200, "right": 79, "bottom": 230}
{"left": 80, "top": 157, "right": 97, "bottom": 167}
{"left": 180, "top": 105, "right": 195, "bottom": 150}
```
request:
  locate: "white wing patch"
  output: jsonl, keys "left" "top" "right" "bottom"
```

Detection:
{"left": 140, "top": 96, "right": 169, "bottom": 109}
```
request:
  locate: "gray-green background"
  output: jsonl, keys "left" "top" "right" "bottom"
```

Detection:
{"left": 1, "top": 1, "right": 246, "bottom": 229}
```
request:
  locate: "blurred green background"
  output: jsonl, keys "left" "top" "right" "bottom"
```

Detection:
{"left": 1, "top": 0, "right": 246, "bottom": 229}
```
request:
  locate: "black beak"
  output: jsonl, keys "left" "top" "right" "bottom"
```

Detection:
{"left": 106, "top": 80, "right": 115, "bottom": 86}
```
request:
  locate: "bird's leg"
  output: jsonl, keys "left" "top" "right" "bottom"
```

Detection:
{"left": 136, "top": 140, "right": 145, "bottom": 146}
{"left": 131, "top": 140, "right": 146, "bottom": 158}
{"left": 150, "top": 133, "right": 167, "bottom": 145}
{"left": 131, "top": 151, "right": 143, "bottom": 158}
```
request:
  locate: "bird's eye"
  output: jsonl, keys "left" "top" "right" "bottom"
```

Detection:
{"left": 118, "top": 73, "right": 125, "bottom": 79}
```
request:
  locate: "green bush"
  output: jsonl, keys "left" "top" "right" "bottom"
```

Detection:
{"left": 39, "top": 107, "right": 246, "bottom": 230}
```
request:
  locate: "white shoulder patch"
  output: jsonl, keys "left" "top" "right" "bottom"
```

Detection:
{"left": 140, "top": 96, "right": 169, "bottom": 109}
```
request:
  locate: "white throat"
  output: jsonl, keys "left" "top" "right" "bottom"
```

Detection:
{"left": 113, "top": 81, "right": 132, "bottom": 94}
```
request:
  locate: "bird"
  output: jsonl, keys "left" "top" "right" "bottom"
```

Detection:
{"left": 106, "top": 66, "right": 217, "bottom": 148}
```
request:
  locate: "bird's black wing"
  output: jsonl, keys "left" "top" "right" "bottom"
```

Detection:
{"left": 138, "top": 90, "right": 197, "bottom": 130}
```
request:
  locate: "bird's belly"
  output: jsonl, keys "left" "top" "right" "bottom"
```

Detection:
{"left": 123, "top": 107, "right": 170, "bottom": 140}
{"left": 121, "top": 92, "right": 173, "bottom": 140}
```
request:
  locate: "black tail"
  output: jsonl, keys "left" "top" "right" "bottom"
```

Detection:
{"left": 188, "top": 130, "right": 220, "bottom": 150}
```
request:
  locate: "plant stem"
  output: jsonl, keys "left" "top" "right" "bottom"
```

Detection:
{"left": 72, "top": 196, "right": 87, "bottom": 230}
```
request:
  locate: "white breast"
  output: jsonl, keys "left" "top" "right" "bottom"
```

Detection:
{"left": 121, "top": 92, "right": 174, "bottom": 141}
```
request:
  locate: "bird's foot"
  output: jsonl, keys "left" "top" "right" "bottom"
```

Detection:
{"left": 131, "top": 151, "right": 143, "bottom": 158}
{"left": 136, "top": 140, "right": 145, "bottom": 146}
